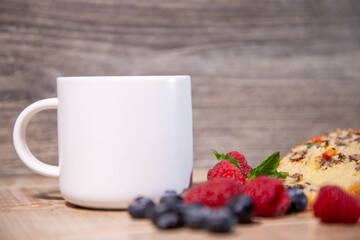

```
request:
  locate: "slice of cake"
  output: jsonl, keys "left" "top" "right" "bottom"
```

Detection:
{"left": 277, "top": 129, "right": 360, "bottom": 207}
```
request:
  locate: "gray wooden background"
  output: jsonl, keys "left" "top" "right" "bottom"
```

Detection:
{"left": 1, "top": 0, "right": 360, "bottom": 177}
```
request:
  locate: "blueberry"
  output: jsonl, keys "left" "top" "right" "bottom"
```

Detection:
{"left": 159, "top": 190, "right": 183, "bottom": 204}
{"left": 180, "top": 203, "right": 211, "bottom": 229}
{"left": 203, "top": 207, "right": 237, "bottom": 233}
{"left": 227, "top": 195, "right": 254, "bottom": 223}
{"left": 150, "top": 203, "right": 183, "bottom": 229}
{"left": 287, "top": 187, "right": 308, "bottom": 213}
{"left": 127, "top": 197, "right": 155, "bottom": 219}
{"left": 156, "top": 212, "right": 183, "bottom": 229}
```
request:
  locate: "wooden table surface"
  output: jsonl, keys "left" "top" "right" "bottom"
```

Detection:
{"left": 1, "top": 169, "right": 359, "bottom": 240}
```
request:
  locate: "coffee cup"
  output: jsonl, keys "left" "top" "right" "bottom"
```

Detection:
{"left": 13, "top": 76, "right": 193, "bottom": 209}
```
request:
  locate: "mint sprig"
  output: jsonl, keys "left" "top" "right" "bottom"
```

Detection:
{"left": 246, "top": 151, "right": 288, "bottom": 181}
{"left": 211, "top": 150, "right": 241, "bottom": 170}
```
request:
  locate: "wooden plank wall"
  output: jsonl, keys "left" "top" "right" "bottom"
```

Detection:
{"left": 1, "top": 0, "right": 360, "bottom": 176}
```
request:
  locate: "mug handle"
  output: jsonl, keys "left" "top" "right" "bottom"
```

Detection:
{"left": 13, "top": 98, "right": 59, "bottom": 177}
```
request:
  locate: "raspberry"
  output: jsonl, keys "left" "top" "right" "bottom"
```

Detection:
{"left": 226, "top": 151, "right": 253, "bottom": 178}
{"left": 207, "top": 160, "right": 246, "bottom": 185}
{"left": 241, "top": 176, "right": 290, "bottom": 217}
{"left": 313, "top": 186, "right": 360, "bottom": 224}
{"left": 184, "top": 179, "right": 241, "bottom": 207}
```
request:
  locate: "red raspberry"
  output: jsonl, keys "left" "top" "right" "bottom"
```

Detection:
{"left": 207, "top": 160, "right": 246, "bottom": 185}
{"left": 226, "top": 151, "right": 253, "bottom": 178}
{"left": 184, "top": 179, "right": 241, "bottom": 207}
{"left": 313, "top": 186, "right": 360, "bottom": 224}
{"left": 241, "top": 176, "right": 290, "bottom": 217}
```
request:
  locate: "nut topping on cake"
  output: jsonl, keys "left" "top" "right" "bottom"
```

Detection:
{"left": 278, "top": 129, "right": 360, "bottom": 208}
{"left": 336, "top": 142, "right": 347, "bottom": 147}
{"left": 290, "top": 173, "right": 303, "bottom": 181}
{"left": 337, "top": 133, "right": 353, "bottom": 140}
{"left": 294, "top": 184, "right": 305, "bottom": 190}
{"left": 349, "top": 154, "right": 360, "bottom": 162}
{"left": 289, "top": 150, "right": 307, "bottom": 161}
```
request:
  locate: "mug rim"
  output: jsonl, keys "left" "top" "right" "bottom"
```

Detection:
{"left": 57, "top": 75, "right": 190, "bottom": 81}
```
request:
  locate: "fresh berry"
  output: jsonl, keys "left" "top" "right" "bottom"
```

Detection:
{"left": 226, "top": 151, "right": 253, "bottom": 177}
{"left": 156, "top": 213, "right": 183, "bottom": 229}
{"left": 227, "top": 195, "right": 254, "bottom": 223}
{"left": 313, "top": 185, "right": 360, "bottom": 224}
{"left": 184, "top": 179, "right": 241, "bottom": 207}
{"left": 203, "top": 207, "right": 237, "bottom": 233}
{"left": 180, "top": 203, "right": 211, "bottom": 229}
{"left": 160, "top": 190, "right": 183, "bottom": 204}
{"left": 150, "top": 203, "right": 183, "bottom": 229}
{"left": 286, "top": 187, "right": 308, "bottom": 213}
{"left": 127, "top": 197, "right": 155, "bottom": 219}
{"left": 207, "top": 160, "right": 246, "bottom": 184}
{"left": 240, "top": 176, "right": 291, "bottom": 217}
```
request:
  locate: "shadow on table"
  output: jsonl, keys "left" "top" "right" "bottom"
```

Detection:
{"left": 34, "top": 190, "right": 64, "bottom": 201}
{"left": 65, "top": 202, "right": 126, "bottom": 211}
{"left": 33, "top": 190, "right": 126, "bottom": 211}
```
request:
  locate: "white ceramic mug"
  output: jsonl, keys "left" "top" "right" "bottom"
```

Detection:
{"left": 13, "top": 76, "right": 193, "bottom": 209}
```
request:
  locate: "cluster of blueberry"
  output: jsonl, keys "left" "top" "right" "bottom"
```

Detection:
{"left": 127, "top": 190, "right": 253, "bottom": 233}
{"left": 127, "top": 187, "right": 308, "bottom": 233}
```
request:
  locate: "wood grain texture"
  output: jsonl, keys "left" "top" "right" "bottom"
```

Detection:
{"left": 1, "top": 0, "right": 360, "bottom": 176}
{"left": 0, "top": 169, "right": 359, "bottom": 240}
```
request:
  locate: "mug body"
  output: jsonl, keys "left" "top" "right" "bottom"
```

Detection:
{"left": 57, "top": 76, "right": 193, "bottom": 208}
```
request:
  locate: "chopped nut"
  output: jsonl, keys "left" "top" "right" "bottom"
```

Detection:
{"left": 355, "top": 166, "right": 360, "bottom": 171}
{"left": 321, "top": 140, "right": 330, "bottom": 148}
{"left": 289, "top": 150, "right": 307, "bottom": 161}
{"left": 338, "top": 133, "right": 352, "bottom": 140}
{"left": 336, "top": 142, "right": 347, "bottom": 147}
{"left": 294, "top": 184, "right": 305, "bottom": 190}
{"left": 290, "top": 173, "right": 303, "bottom": 181}
{"left": 318, "top": 152, "right": 347, "bottom": 168}
{"left": 305, "top": 182, "right": 311, "bottom": 185}
{"left": 319, "top": 159, "right": 326, "bottom": 167}
{"left": 349, "top": 154, "right": 360, "bottom": 162}
{"left": 332, "top": 153, "right": 346, "bottom": 163}
{"left": 338, "top": 153, "right": 346, "bottom": 160}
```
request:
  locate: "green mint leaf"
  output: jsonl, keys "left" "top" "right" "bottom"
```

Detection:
{"left": 273, "top": 171, "right": 289, "bottom": 179}
{"left": 246, "top": 151, "right": 288, "bottom": 180}
{"left": 211, "top": 150, "right": 241, "bottom": 171}
{"left": 211, "top": 150, "right": 222, "bottom": 160}
{"left": 247, "top": 151, "right": 280, "bottom": 180}
{"left": 304, "top": 142, "right": 313, "bottom": 149}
